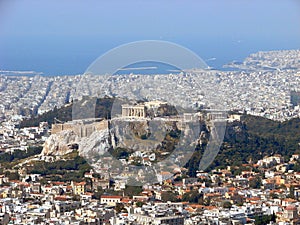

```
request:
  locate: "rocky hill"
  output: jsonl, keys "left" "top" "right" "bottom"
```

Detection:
{"left": 39, "top": 114, "right": 300, "bottom": 178}
{"left": 17, "top": 97, "right": 300, "bottom": 177}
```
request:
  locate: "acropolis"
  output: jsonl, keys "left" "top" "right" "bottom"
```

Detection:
{"left": 121, "top": 100, "right": 167, "bottom": 118}
{"left": 121, "top": 104, "right": 146, "bottom": 118}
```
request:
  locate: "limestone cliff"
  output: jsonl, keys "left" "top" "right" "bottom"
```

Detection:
{"left": 42, "top": 130, "right": 80, "bottom": 156}
{"left": 109, "top": 119, "right": 178, "bottom": 152}
{"left": 79, "top": 129, "right": 111, "bottom": 163}
{"left": 41, "top": 119, "right": 182, "bottom": 158}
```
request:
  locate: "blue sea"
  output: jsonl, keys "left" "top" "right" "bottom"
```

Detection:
{"left": 1, "top": 36, "right": 299, "bottom": 76}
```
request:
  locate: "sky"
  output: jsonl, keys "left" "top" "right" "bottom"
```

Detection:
{"left": 0, "top": 0, "right": 299, "bottom": 75}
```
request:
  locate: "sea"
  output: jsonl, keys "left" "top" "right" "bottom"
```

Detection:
{"left": 1, "top": 37, "right": 299, "bottom": 76}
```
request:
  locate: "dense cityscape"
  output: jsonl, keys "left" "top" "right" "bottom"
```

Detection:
{"left": 1, "top": 50, "right": 300, "bottom": 124}
{"left": 0, "top": 49, "right": 300, "bottom": 224}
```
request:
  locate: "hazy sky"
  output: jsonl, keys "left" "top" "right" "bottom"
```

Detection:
{"left": 0, "top": 0, "right": 299, "bottom": 75}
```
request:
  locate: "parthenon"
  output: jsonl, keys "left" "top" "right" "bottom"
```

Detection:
{"left": 121, "top": 104, "right": 146, "bottom": 118}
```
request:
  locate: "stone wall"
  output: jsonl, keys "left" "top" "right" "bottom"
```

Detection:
{"left": 51, "top": 120, "right": 108, "bottom": 138}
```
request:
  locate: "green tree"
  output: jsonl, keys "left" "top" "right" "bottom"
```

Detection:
{"left": 136, "top": 201, "right": 145, "bottom": 207}
{"left": 271, "top": 212, "right": 276, "bottom": 222}
{"left": 269, "top": 192, "right": 278, "bottom": 199}
{"left": 182, "top": 190, "right": 203, "bottom": 203}
{"left": 115, "top": 203, "right": 127, "bottom": 214}
{"left": 161, "top": 191, "right": 178, "bottom": 202}
{"left": 5, "top": 171, "right": 19, "bottom": 180}
{"left": 124, "top": 185, "right": 143, "bottom": 198}
{"left": 287, "top": 185, "right": 295, "bottom": 199}
{"left": 222, "top": 201, "right": 232, "bottom": 209}
{"left": 254, "top": 214, "right": 274, "bottom": 225}
{"left": 249, "top": 176, "right": 262, "bottom": 189}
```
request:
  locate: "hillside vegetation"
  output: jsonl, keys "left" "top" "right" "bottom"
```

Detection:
{"left": 196, "top": 115, "right": 300, "bottom": 173}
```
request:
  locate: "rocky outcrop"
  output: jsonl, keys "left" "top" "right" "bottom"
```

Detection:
{"left": 42, "top": 130, "right": 80, "bottom": 156}
{"left": 110, "top": 119, "right": 179, "bottom": 152}
{"left": 41, "top": 119, "right": 181, "bottom": 157}
{"left": 79, "top": 129, "right": 111, "bottom": 163}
